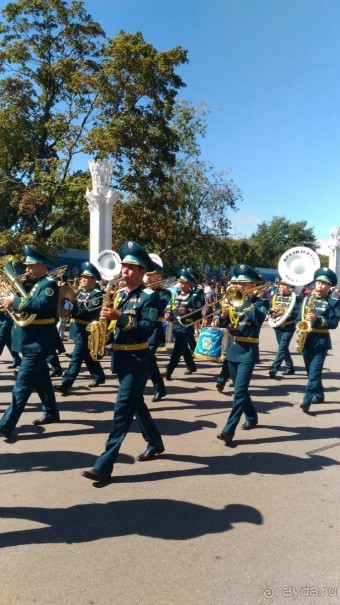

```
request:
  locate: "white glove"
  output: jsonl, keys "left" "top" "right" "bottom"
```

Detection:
{"left": 63, "top": 300, "right": 74, "bottom": 311}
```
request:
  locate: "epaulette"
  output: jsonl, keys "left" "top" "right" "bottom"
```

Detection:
{"left": 143, "top": 287, "right": 154, "bottom": 295}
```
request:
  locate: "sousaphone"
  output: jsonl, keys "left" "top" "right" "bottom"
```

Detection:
{"left": 269, "top": 246, "right": 320, "bottom": 328}
{"left": 95, "top": 249, "right": 122, "bottom": 281}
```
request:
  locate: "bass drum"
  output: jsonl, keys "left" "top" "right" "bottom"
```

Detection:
{"left": 194, "top": 327, "right": 228, "bottom": 362}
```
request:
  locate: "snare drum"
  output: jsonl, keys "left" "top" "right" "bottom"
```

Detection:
{"left": 194, "top": 327, "right": 228, "bottom": 362}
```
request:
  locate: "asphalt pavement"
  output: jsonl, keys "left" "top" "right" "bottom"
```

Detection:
{"left": 0, "top": 322, "right": 339, "bottom": 605}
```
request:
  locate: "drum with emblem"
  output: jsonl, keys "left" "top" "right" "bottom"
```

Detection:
{"left": 194, "top": 327, "right": 228, "bottom": 362}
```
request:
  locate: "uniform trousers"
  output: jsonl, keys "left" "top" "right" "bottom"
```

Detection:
{"left": 216, "top": 358, "right": 231, "bottom": 387}
{"left": 61, "top": 331, "right": 105, "bottom": 387}
{"left": 0, "top": 319, "right": 21, "bottom": 366}
{"left": 0, "top": 352, "right": 59, "bottom": 433}
{"left": 149, "top": 343, "right": 166, "bottom": 395}
{"left": 166, "top": 326, "right": 196, "bottom": 375}
{"left": 221, "top": 360, "right": 257, "bottom": 437}
{"left": 93, "top": 349, "right": 163, "bottom": 475}
{"left": 270, "top": 331, "right": 295, "bottom": 372}
{"left": 302, "top": 349, "right": 327, "bottom": 403}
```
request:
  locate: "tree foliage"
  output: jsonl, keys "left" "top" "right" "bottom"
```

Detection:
{"left": 247, "top": 216, "right": 320, "bottom": 268}
{"left": 0, "top": 0, "right": 189, "bottom": 255}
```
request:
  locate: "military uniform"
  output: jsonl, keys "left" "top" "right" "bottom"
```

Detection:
{"left": 56, "top": 262, "right": 105, "bottom": 394}
{"left": 217, "top": 264, "right": 269, "bottom": 443}
{"left": 0, "top": 246, "right": 60, "bottom": 437}
{"left": 268, "top": 284, "right": 299, "bottom": 376}
{"left": 298, "top": 268, "right": 340, "bottom": 411}
{"left": 82, "top": 241, "right": 164, "bottom": 482}
{"left": 164, "top": 269, "right": 205, "bottom": 379}
{"left": 147, "top": 284, "right": 172, "bottom": 400}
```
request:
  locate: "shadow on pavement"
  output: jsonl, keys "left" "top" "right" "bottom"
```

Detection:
{"left": 0, "top": 499, "right": 263, "bottom": 546}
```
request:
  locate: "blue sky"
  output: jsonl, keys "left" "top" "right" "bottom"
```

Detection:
{"left": 1, "top": 0, "right": 340, "bottom": 243}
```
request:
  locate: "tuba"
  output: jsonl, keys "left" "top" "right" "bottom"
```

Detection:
{"left": 0, "top": 260, "right": 36, "bottom": 326}
{"left": 268, "top": 292, "right": 297, "bottom": 328}
{"left": 275, "top": 246, "right": 320, "bottom": 348}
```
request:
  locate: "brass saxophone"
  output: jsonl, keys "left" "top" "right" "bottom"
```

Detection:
{"left": 295, "top": 290, "right": 316, "bottom": 353}
{"left": 0, "top": 260, "right": 36, "bottom": 327}
{"left": 86, "top": 279, "right": 116, "bottom": 361}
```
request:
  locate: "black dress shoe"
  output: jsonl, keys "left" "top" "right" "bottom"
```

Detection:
{"left": 300, "top": 403, "right": 310, "bottom": 413}
{"left": 54, "top": 384, "right": 69, "bottom": 396}
{"left": 184, "top": 368, "right": 197, "bottom": 375}
{"left": 152, "top": 392, "right": 166, "bottom": 402}
{"left": 217, "top": 432, "right": 233, "bottom": 444}
{"left": 241, "top": 420, "right": 258, "bottom": 430}
{"left": 162, "top": 371, "right": 172, "bottom": 381}
{"left": 282, "top": 369, "right": 295, "bottom": 375}
{"left": 88, "top": 380, "right": 105, "bottom": 388}
{"left": 137, "top": 447, "right": 165, "bottom": 461}
{"left": 216, "top": 383, "right": 224, "bottom": 393}
{"left": 81, "top": 468, "right": 111, "bottom": 482}
{"left": 311, "top": 396, "right": 324, "bottom": 403}
{"left": 268, "top": 370, "right": 277, "bottom": 378}
{"left": 32, "top": 415, "right": 60, "bottom": 426}
{"left": 0, "top": 426, "right": 12, "bottom": 438}
{"left": 50, "top": 370, "right": 63, "bottom": 378}
{"left": 7, "top": 363, "right": 20, "bottom": 369}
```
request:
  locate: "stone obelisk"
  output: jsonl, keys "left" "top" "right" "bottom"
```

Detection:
{"left": 85, "top": 159, "right": 117, "bottom": 264}
{"left": 328, "top": 226, "right": 340, "bottom": 284}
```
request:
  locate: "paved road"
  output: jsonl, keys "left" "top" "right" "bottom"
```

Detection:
{"left": 0, "top": 323, "right": 339, "bottom": 605}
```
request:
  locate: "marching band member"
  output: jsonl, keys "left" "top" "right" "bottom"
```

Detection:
{"left": 268, "top": 279, "right": 299, "bottom": 377}
{"left": 82, "top": 241, "right": 164, "bottom": 483}
{"left": 144, "top": 259, "right": 172, "bottom": 402}
{"left": 163, "top": 268, "right": 205, "bottom": 380}
{"left": 54, "top": 262, "right": 105, "bottom": 396}
{"left": 0, "top": 245, "right": 61, "bottom": 437}
{"left": 216, "top": 264, "right": 270, "bottom": 444}
{"left": 299, "top": 267, "right": 340, "bottom": 413}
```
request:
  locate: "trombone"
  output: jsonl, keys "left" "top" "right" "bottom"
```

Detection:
{"left": 177, "top": 282, "right": 272, "bottom": 326}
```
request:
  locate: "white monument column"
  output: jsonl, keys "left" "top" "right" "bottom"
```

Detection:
{"left": 328, "top": 226, "right": 340, "bottom": 284}
{"left": 85, "top": 159, "right": 117, "bottom": 263}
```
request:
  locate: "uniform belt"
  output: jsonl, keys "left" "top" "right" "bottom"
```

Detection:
{"left": 113, "top": 342, "right": 148, "bottom": 351}
{"left": 31, "top": 318, "right": 55, "bottom": 325}
{"left": 230, "top": 335, "right": 259, "bottom": 344}
{"left": 0, "top": 308, "right": 7, "bottom": 313}
{"left": 70, "top": 318, "right": 91, "bottom": 325}
{"left": 310, "top": 328, "right": 329, "bottom": 333}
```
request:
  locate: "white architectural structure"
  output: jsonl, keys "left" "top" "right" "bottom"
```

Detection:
{"left": 85, "top": 159, "right": 117, "bottom": 263}
{"left": 328, "top": 226, "right": 340, "bottom": 283}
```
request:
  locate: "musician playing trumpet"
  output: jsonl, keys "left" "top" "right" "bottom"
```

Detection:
{"left": 299, "top": 267, "right": 340, "bottom": 413}
{"left": 268, "top": 279, "right": 299, "bottom": 378}
{"left": 54, "top": 262, "right": 105, "bottom": 396}
{"left": 216, "top": 264, "right": 270, "bottom": 445}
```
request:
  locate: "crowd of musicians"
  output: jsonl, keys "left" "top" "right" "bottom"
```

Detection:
{"left": 0, "top": 242, "right": 339, "bottom": 483}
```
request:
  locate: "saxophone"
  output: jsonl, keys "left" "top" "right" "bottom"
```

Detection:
{"left": 295, "top": 290, "right": 316, "bottom": 353}
{"left": 86, "top": 279, "right": 116, "bottom": 361}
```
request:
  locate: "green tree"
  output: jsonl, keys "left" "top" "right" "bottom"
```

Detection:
{"left": 0, "top": 0, "right": 187, "bottom": 254}
{"left": 248, "top": 216, "right": 319, "bottom": 267}
{"left": 110, "top": 100, "right": 242, "bottom": 274}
